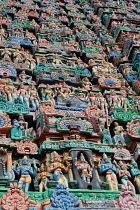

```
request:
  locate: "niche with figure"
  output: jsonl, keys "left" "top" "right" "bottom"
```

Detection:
{"left": 70, "top": 149, "right": 101, "bottom": 190}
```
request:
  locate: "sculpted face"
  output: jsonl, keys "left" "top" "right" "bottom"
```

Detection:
{"left": 104, "top": 158, "right": 110, "bottom": 164}
{"left": 18, "top": 114, "right": 24, "bottom": 121}
{"left": 22, "top": 159, "right": 28, "bottom": 165}
{"left": 114, "top": 122, "right": 119, "bottom": 127}
{"left": 80, "top": 154, "right": 86, "bottom": 162}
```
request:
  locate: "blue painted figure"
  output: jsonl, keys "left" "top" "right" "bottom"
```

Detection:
{"left": 11, "top": 119, "right": 23, "bottom": 140}
{"left": 11, "top": 114, "right": 31, "bottom": 140}
{"left": 12, "top": 156, "right": 37, "bottom": 192}
{"left": 98, "top": 153, "right": 119, "bottom": 190}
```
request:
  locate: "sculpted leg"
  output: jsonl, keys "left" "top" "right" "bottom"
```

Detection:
{"left": 39, "top": 183, "right": 43, "bottom": 192}
{"left": 19, "top": 180, "right": 24, "bottom": 189}
{"left": 25, "top": 182, "right": 30, "bottom": 192}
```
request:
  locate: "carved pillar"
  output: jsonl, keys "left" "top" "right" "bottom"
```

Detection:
{"left": 7, "top": 152, "right": 12, "bottom": 171}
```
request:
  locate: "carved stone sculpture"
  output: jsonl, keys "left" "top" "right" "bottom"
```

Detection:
{"left": 37, "top": 164, "right": 50, "bottom": 192}
{"left": 75, "top": 153, "right": 92, "bottom": 183}
{"left": 98, "top": 153, "right": 119, "bottom": 190}
{"left": 118, "top": 185, "right": 140, "bottom": 210}
{"left": 12, "top": 156, "right": 37, "bottom": 192}
{"left": 118, "top": 161, "right": 135, "bottom": 194}
{"left": 47, "top": 151, "right": 71, "bottom": 188}
{"left": 130, "top": 159, "right": 140, "bottom": 194}
{"left": 2, "top": 183, "right": 30, "bottom": 210}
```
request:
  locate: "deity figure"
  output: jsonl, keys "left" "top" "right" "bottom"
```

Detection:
{"left": 25, "top": 29, "right": 37, "bottom": 45}
{"left": 11, "top": 114, "right": 34, "bottom": 140}
{"left": 13, "top": 49, "right": 23, "bottom": 62}
{"left": 113, "top": 122, "right": 124, "bottom": 138}
{"left": 97, "top": 92, "right": 108, "bottom": 114}
{"left": 47, "top": 151, "right": 71, "bottom": 188}
{"left": 0, "top": 80, "right": 7, "bottom": 99}
{"left": 28, "top": 85, "right": 40, "bottom": 108}
{"left": 82, "top": 77, "right": 93, "bottom": 91}
{"left": 123, "top": 64, "right": 132, "bottom": 74}
{"left": 19, "top": 71, "right": 35, "bottom": 85}
{"left": 5, "top": 81, "right": 17, "bottom": 102}
{"left": 75, "top": 153, "right": 92, "bottom": 183}
{"left": 12, "top": 156, "right": 37, "bottom": 192}
{"left": 30, "top": 57, "right": 36, "bottom": 70}
{"left": 52, "top": 54, "right": 63, "bottom": 66}
{"left": 17, "top": 84, "right": 29, "bottom": 107}
{"left": 88, "top": 92, "right": 99, "bottom": 106}
{"left": 37, "top": 164, "right": 50, "bottom": 192}
{"left": 118, "top": 161, "right": 135, "bottom": 194}
{"left": 98, "top": 153, "right": 119, "bottom": 190}
{"left": 0, "top": 25, "right": 6, "bottom": 41}
{"left": 1, "top": 48, "right": 11, "bottom": 62}
{"left": 40, "top": 85, "right": 54, "bottom": 103}
{"left": 109, "top": 92, "right": 121, "bottom": 109}
{"left": 130, "top": 159, "right": 140, "bottom": 194}
{"left": 57, "top": 88, "right": 71, "bottom": 106}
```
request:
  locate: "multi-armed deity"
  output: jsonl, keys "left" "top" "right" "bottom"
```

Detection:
{"left": 12, "top": 156, "right": 37, "bottom": 192}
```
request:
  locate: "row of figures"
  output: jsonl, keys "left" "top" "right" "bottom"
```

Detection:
{"left": 98, "top": 153, "right": 139, "bottom": 194}
{"left": 12, "top": 152, "right": 140, "bottom": 194}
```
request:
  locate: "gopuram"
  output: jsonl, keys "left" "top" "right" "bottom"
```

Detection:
{"left": 0, "top": 0, "right": 140, "bottom": 209}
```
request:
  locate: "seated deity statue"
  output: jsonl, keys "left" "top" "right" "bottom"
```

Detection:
{"left": 19, "top": 71, "right": 35, "bottom": 85}
{"left": 11, "top": 114, "right": 34, "bottom": 140}
{"left": 52, "top": 54, "right": 63, "bottom": 66}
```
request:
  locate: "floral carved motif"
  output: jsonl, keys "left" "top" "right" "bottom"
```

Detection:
{"left": 127, "top": 117, "right": 140, "bottom": 141}
{"left": 118, "top": 185, "right": 140, "bottom": 210}
{"left": 2, "top": 183, "right": 30, "bottom": 210}
{"left": 85, "top": 105, "right": 104, "bottom": 117}
{"left": 113, "top": 148, "right": 131, "bottom": 160}
{"left": 0, "top": 111, "right": 11, "bottom": 127}
{"left": 98, "top": 77, "right": 121, "bottom": 89}
{"left": 16, "top": 141, "right": 38, "bottom": 154}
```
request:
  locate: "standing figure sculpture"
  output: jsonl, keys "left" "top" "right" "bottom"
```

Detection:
{"left": 12, "top": 156, "right": 37, "bottom": 192}
{"left": 18, "top": 84, "right": 29, "bottom": 107}
{"left": 130, "top": 159, "right": 140, "bottom": 194}
{"left": 47, "top": 151, "right": 71, "bottom": 188}
{"left": 75, "top": 153, "right": 92, "bottom": 183}
{"left": 98, "top": 153, "right": 119, "bottom": 190}
{"left": 118, "top": 161, "right": 135, "bottom": 193}
{"left": 113, "top": 122, "right": 126, "bottom": 146}
{"left": 113, "top": 122, "right": 124, "bottom": 138}
{"left": 28, "top": 85, "right": 40, "bottom": 108}
{"left": 37, "top": 164, "right": 50, "bottom": 192}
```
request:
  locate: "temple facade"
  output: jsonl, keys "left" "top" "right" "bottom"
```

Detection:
{"left": 0, "top": 0, "right": 140, "bottom": 209}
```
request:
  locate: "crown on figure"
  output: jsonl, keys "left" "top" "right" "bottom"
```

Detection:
{"left": 23, "top": 156, "right": 28, "bottom": 160}
{"left": 103, "top": 153, "right": 107, "bottom": 159}
{"left": 131, "top": 159, "right": 136, "bottom": 165}
{"left": 119, "top": 161, "right": 124, "bottom": 166}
